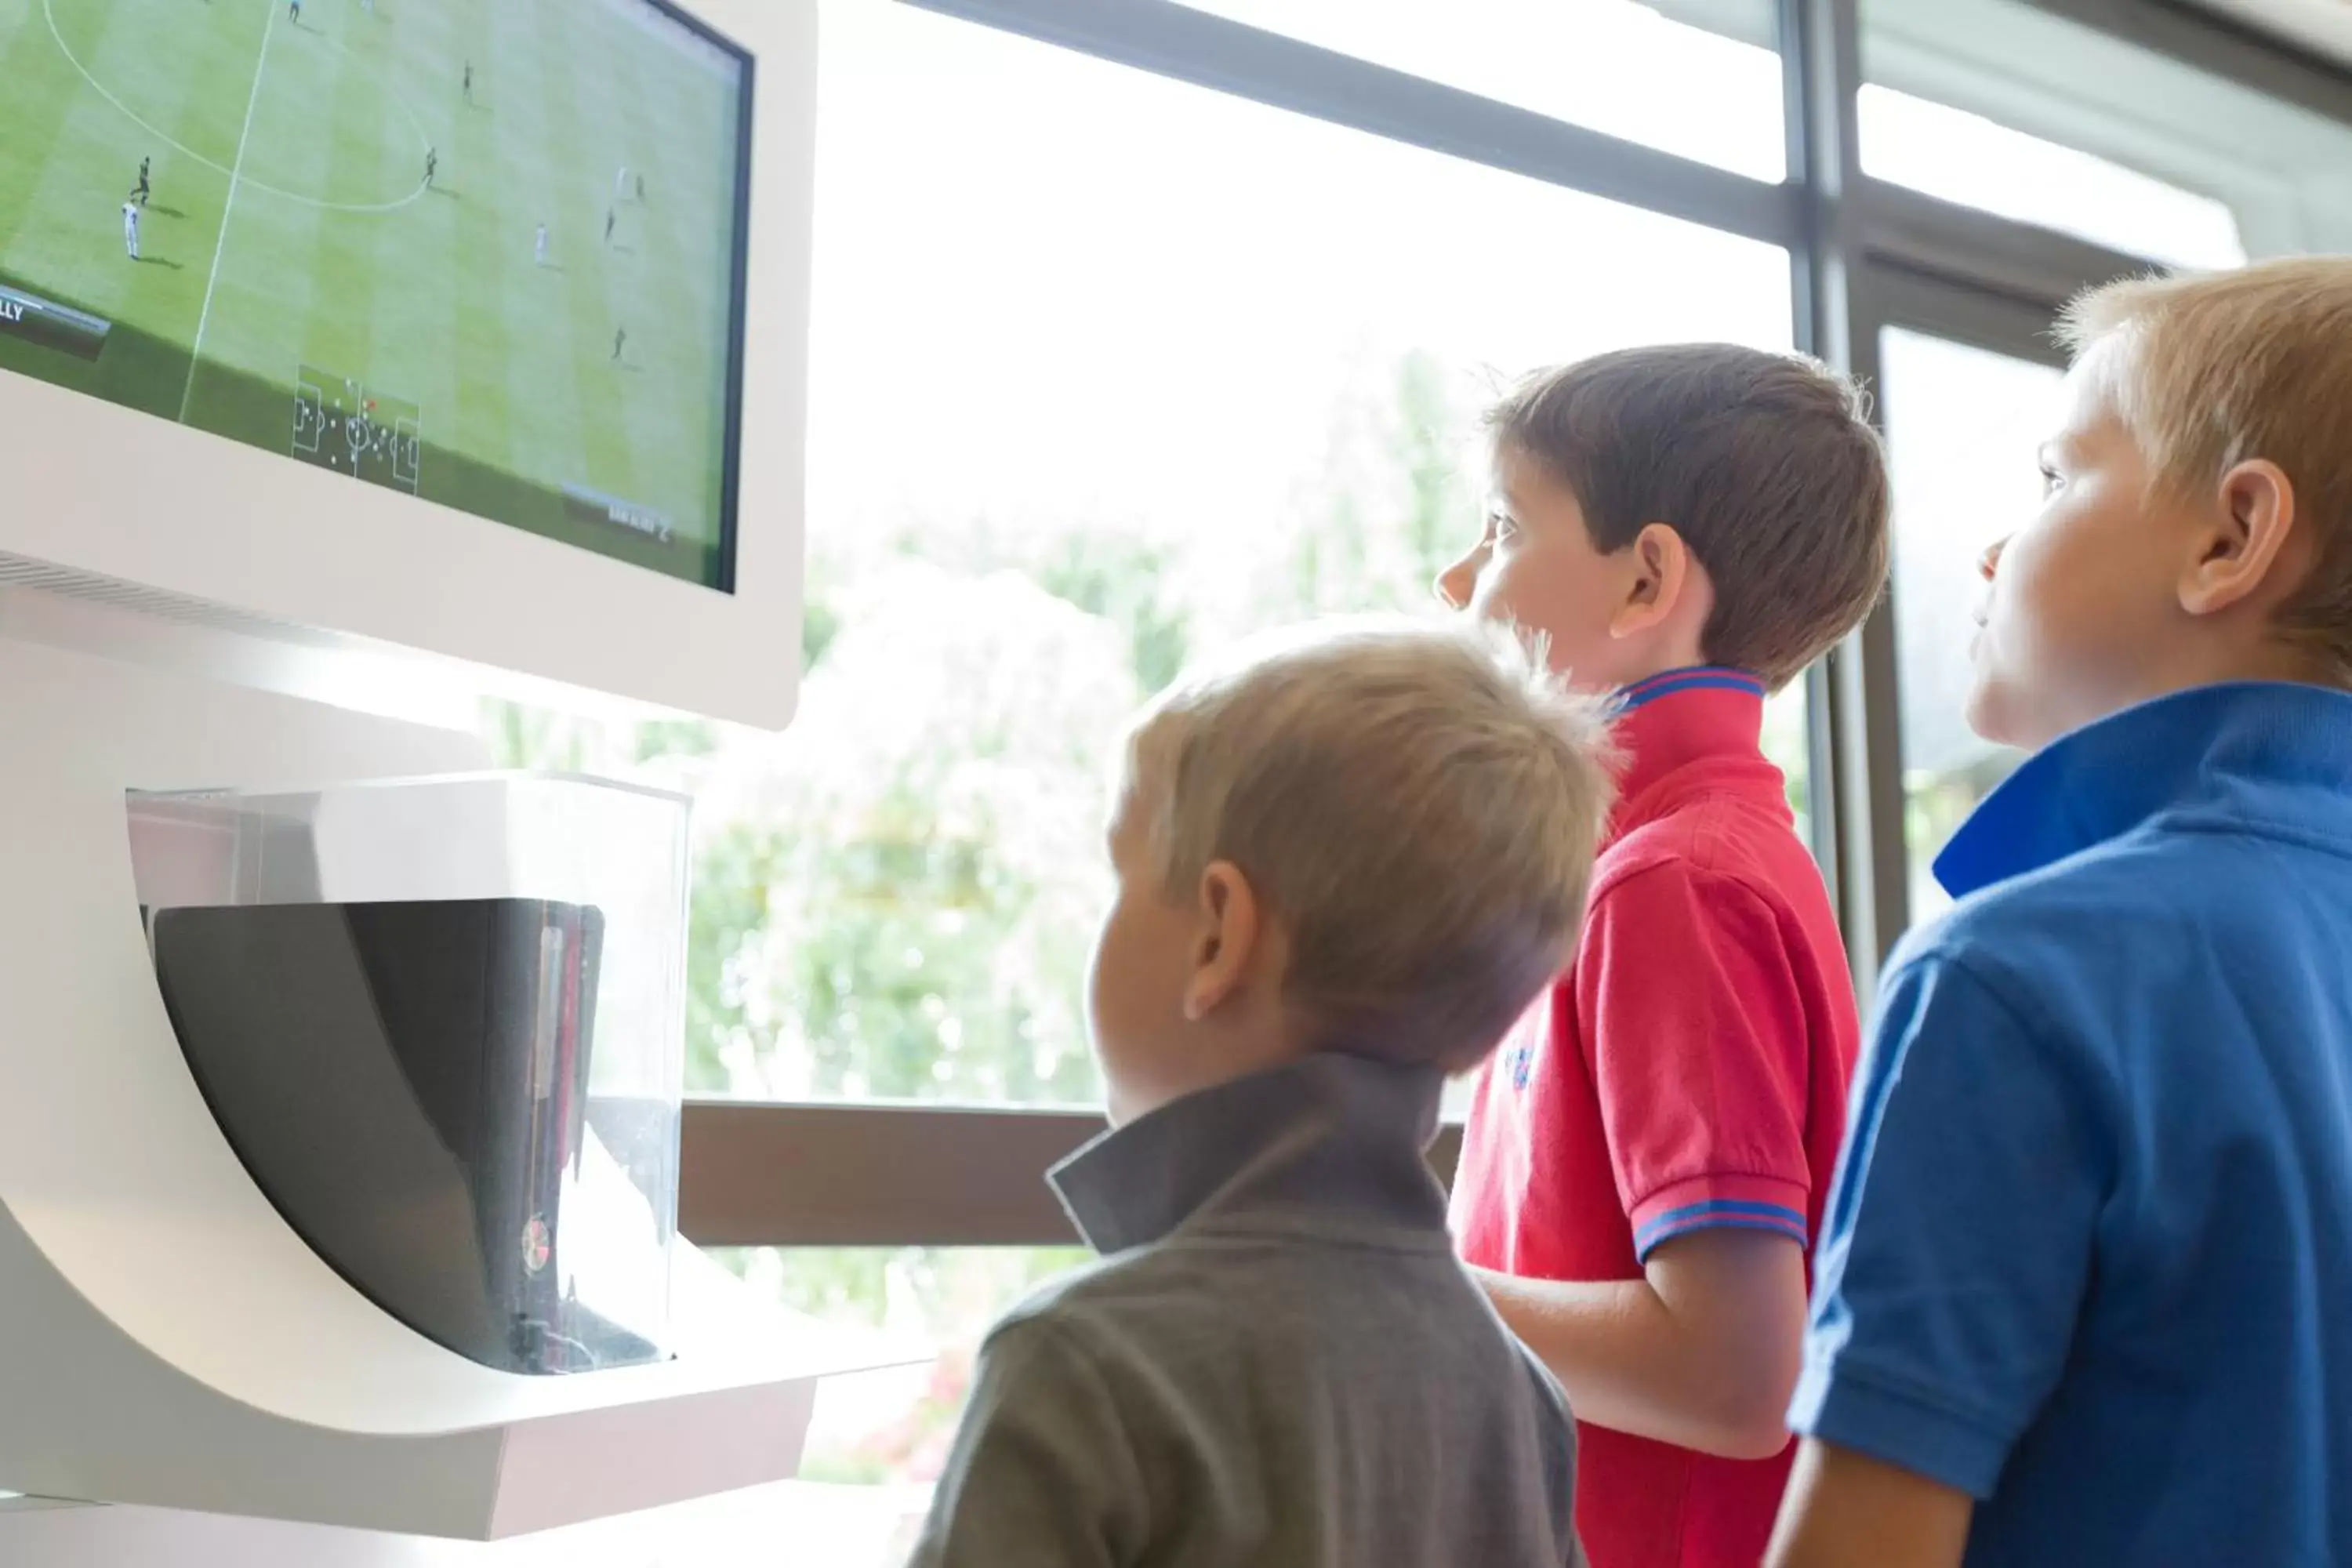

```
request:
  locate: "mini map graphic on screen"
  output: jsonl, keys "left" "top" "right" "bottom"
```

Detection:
{"left": 295, "top": 366, "right": 423, "bottom": 493}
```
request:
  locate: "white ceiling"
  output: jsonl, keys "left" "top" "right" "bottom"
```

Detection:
{"left": 2187, "top": 0, "right": 2352, "bottom": 69}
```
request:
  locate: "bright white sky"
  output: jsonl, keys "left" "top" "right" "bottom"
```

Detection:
{"left": 1174, "top": 0, "right": 1787, "bottom": 177}
{"left": 802, "top": 0, "right": 2240, "bottom": 643}
{"left": 784, "top": 0, "right": 2265, "bottom": 964}
{"left": 804, "top": 0, "right": 1791, "bottom": 597}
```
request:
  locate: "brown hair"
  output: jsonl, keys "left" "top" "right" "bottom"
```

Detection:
{"left": 1486, "top": 343, "right": 1891, "bottom": 689}
{"left": 2060, "top": 257, "right": 2352, "bottom": 686}
{"left": 1123, "top": 616, "right": 1615, "bottom": 1073}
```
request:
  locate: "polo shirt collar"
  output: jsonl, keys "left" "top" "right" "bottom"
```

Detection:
{"left": 1936, "top": 681, "right": 2352, "bottom": 900}
{"left": 1049, "top": 1052, "right": 1448, "bottom": 1255}
{"left": 1610, "top": 666, "right": 1770, "bottom": 820}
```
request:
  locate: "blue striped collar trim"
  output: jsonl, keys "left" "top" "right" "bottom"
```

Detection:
{"left": 1617, "top": 666, "right": 1766, "bottom": 711}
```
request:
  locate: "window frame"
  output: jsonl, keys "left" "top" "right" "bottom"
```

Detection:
{"left": 679, "top": 1102, "right": 1463, "bottom": 1247}
{"left": 678, "top": 0, "right": 2352, "bottom": 1250}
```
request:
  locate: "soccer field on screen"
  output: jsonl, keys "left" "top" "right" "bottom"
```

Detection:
{"left": 0, "top": 0, "right": 744, "bottom": 586}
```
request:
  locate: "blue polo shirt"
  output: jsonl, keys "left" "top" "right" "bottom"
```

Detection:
{"left": 1791, "top": 682, "right": 2352, "bottom": 1566}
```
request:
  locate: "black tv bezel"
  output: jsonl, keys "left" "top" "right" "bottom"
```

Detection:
{"left": 644, "top": 0, "right": 757, "bottom": 597}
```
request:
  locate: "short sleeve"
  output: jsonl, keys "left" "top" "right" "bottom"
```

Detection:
{"left": 1578, "top": 862, "right": 1813, "bottom": 1260}
{"left": 906, "top": 1317, "right": 1144, "bottom": 1567}
{"left": 1788, "top": 950, "right": 2110, "bottom": 1500}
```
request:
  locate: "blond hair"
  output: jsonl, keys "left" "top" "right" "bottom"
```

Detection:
{"left": 2061, "top": 256, "right": 2352, "bottom": 684}
{"left": 1120, "top": 616, "right": 1615, "bottom": 1072}
{"left": 1487, "top": 344, "right": 1890, "bottom": 690}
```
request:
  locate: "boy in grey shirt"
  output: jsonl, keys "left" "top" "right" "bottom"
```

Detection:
{"left": 910, "top": 618, "right": 1607, "bottom": 1568}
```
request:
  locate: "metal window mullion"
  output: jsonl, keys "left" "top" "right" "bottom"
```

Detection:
{"left": 1784, "top": 0, "right": 1908, "bottom": 990}
{"left": 1860, "top": 265, "right": 2073, "bottom": 369}
{"left": 1857, "top": 179, "right": 2156, "bottom": 317}
{"left": 1784, "top": 0, "right": 1850, "bottom": 915}
{"left": 901, "top": 0, "right": 1802, "bottom": 247}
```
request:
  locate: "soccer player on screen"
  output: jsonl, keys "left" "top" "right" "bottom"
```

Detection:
{"left": 131, "top": 156, "right": 151, "bottom": 208}
{"left": 604, "top": 208, "right": 616, "bottom": 246}
{"left": 425, "top": 147, "right": 437, "bottom": 187}
{"left": 121, "top": 201, "right": 140, "bottom": 261}
{"left": 289, "top": 0, "right": 301, "bottom": 22}
{"left": 612, "top": 326, "right": 626, "bottom": 362}
{"left": 463, "top": 62, "right": 474, "bottom": 103}
{"left": 535, "top": 222, "right": 549, "bottom": 267}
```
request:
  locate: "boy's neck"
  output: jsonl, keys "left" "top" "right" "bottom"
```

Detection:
{"left": 1108, "top": 1025, "right": 1311, "bottom": 1125}
{"left": 2184, "top": 640, "right": 2328, "bottom": 692}
{"left": 2069, "top": 641, "right": 2332, "bottom": 746}
{"left": 1594, "top": 639, "right": 1722, "bottom": 697}
{"left": 1617, "top": 661, "right": 1760, "bottom": 694}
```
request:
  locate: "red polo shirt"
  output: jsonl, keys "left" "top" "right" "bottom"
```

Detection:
{"left": 1450, "top": 667, "right": 1860, "bottom": 1568}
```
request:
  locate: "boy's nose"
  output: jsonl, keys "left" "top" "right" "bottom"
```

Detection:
{"left": 1978, "top": 537, "right": 2009, "bottom": 582}
{"left": 1434, "top": 556, "right": 1475, "bottom": 611}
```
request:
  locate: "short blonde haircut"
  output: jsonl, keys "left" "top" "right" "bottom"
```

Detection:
{"left": 2061, "top": 256, "right": 2352, "bottom": 684}
{"left": 1120, "top": 616, "right": 1615, "bottom": 1073}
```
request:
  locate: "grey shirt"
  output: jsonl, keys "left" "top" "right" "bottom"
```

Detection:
{"left": 908, "top": 1052, "right": 1586, "bottom": 1567}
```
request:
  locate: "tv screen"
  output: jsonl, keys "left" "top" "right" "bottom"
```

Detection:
{"left": 0, "top": 0, "right": 751, "bottom": 590}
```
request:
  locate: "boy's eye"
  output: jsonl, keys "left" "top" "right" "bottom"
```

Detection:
{"left": 2038, "top": 464, "right": 2063, "bottom": 497}
{"left": 1490, "top": 514, "right": 1520, "bottom": 541}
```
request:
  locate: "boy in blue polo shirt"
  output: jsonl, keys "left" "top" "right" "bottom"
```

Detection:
{"left": 1769, "top": 256, "right": 2352, "bottom": 1568}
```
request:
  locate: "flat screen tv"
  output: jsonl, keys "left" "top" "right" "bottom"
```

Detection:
{"left": 1, "top": 0, "right": 753, "bottom": 591}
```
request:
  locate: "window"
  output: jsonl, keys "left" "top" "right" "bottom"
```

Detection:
{"left": 1878, "top": 328, "right": 2063, "bottom": 924}
{"left": 1864, "top": 0, "right": 2352, "bottom": 268}
{"left": 494, "top": 0, "right": 1823, "bottom": 1120}
{"left": 1173, "top": 0, "right": 1787, "bottom": 180}
{"left": 1858, "top": 85, "right": 2246, "bottom": 271}
{"left": 672, "top": 0, "right": 1802, "bottom": 1111}
{"left": 492, "top": 3, "right": 1820, "bottom": 1111}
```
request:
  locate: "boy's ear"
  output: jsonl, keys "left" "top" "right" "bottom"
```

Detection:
{"left": 1610, "top": 521, "right": 1694, "bottom": 640}
{"left": 1183, "top": 860, "right": 1262, "bottom": 1021}
{"left": 2183, "top": 458, "right": 2301, "bottom": 619}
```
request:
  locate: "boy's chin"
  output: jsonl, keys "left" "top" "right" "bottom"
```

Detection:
{"left": 1968, "top": 671, "right": 2085, "bottom": 754}
{"left": 1963, "top": 673, "right": 2032, "bottom": 752}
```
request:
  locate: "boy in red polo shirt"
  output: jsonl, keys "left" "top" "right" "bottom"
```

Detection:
{"left": 1438, "top": 344, "right": 1890, "bottom": 1568}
